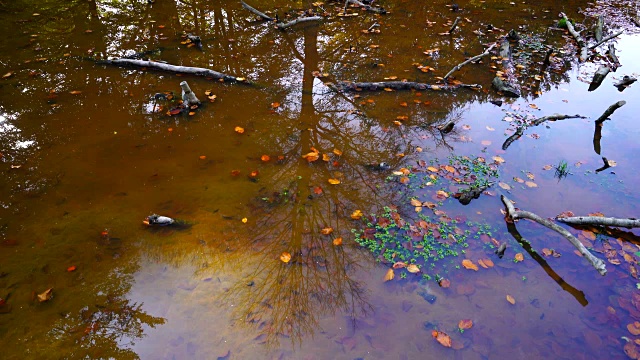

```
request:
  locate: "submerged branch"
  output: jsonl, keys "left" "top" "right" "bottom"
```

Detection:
{"left": 443, "top": 43, "right": 496, "bottom": 82}
{"left": 501, "top": 195, "right": 607, "bottom": 275}
{"left": 345, "top": 0, "right": 387, "bottom": 14}
{"left": 588, "top": 30, "right": 624, "bottom": 49}
{"left": 241, "top": 0, "right": 274, "bottom": 21}
{"left": 594, "top": 100, "right": 626, "bottom": 124}
{"left": 98, "top": 58, "right": 245, "bottom": 83}
{"left": 334, "top": 81, "right": 481, "bottom": 92}
{"left": 276, "top": 16, "right": 323, "bottom": 30}
{"left": 502, "top": 114, "right": 585, "bottom": 150}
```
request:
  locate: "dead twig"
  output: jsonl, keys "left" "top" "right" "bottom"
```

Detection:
{"left": 443, "top": 43, "right": 496, "bottom": 82}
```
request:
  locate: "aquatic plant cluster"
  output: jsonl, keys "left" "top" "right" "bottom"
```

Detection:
{"left": 352, "top": 155, "right": 503, "bottom": 280}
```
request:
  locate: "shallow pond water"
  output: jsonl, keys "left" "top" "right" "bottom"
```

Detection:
{"left": 1, "top": 0, "right": 640, "bottom": 359}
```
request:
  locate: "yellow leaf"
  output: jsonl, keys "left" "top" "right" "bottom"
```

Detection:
{"left": 302, "top": 151, "right": 320, "bottom": 162}
{"left": 271, "top": 102, "right": 280, "bottom": 108}
{"left": 351, "top": 209, "right": 363, "bottom": 220}
{"left": 69, "top": 90, "right": 82, "bottom": 95}
{"left": 328, "top": 178, "right": 341, "bottom": 185}
{"left": 506, "top": 294, "right": 516, "bottom": 305}
{"left": 444, "top": 165, "right": 455, "bottom": 173}
{"left": 515, "top": 253, "right": 524, "bottom": 262}
{"left": 234, "top": 126, "right": 245, "bottom": 134}
{"left": 432, "top": 331, "right": 452, "bottom": 347}
{"left": 462, "top": 259, "right": 478, "bottom": 271}
{"left": 37, "top": 288, "right": 53, "bottom": 302}
{"left": 384, "top": 268, "right": 395, "bottom": 282}
{"left": 333, "top": 237, "right": 343, "bottom": 246}
{"left": 525, "top": 181, "right": 538, "bottom": 188}
{"left": 322, "top": 153, "right": 330, "bottom": 161}
{"left": 493, "top": 156, "right": 505, "bottom": 164}
{"left": 333, "top": 149, "right": 343, "bottom": 156}
{"left": 427, "top": 166, "right": 438, "bottom": 172}
{"left": 406, "top": 264, "right": 420, "bottom": 273}
{"left": 241, "top": 217, "right": 248, "bottom": 223}
{"left": 2, "top": 72, "right": 13, "bottom": 79}
{"left": 384, "top": 88, "right": 394, "bottom": 92}
{"left": 410, "top": 199, "right": 422, "bottom": 207}
{"left": 321, "top": 227, "right": 333, "bottom": 235}
{"left": 280, "top": 252, "right": 292, "bottom": 263}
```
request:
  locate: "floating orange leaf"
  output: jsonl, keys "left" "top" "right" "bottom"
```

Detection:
{"left": 67, "top": 266, "right": 77, "bottom": 272}
{"left": 492, "top": 156, "right": 505, "bottom": 164}
{"left": 333, "top": 149, "right": 343, "bottom": 156}
{"left": 478, "top": 259, "right": 488, "bottom": 269}
{"left": 351, "top": 209, "right": 363, "bottom": 219}
{"left": 321, "top": 227, "right": 333, "bottom": 235}
{"left": 506, "top": 295, "right": 516, "bottom": 305}
{"left": 271, "top": 102, "right": 280, "bottom": 108}
{"left": 234, "top": 126, "right": 245, "bottom": 134}
{"left": 384, "top": 268, "right": 395, "bottom": 282}
{"left": 439, "top": 278, "right": 451, "bottom": 288}
{"left": 525, "top": 181, "right": 538, "bottom": 188}
{"left": 302, "top": 150, "right": 320, "bottom": 162}
{"left": 188, "top": 111, "right": 196, "bottom": 116}
{"left": 543, "top": 164, "right": 553, "bottom": 170}
{"left": 230, "top": 169, "right": 240, "bottom": 176}
{"left": 261, "top": 155, "right": 270, "bottom": 162}
{"left": 2, "top": 72, "right": 14, "bottom": 79}
{"left": 628, "top": 322, "right": 640, "bottom": 335}
{"left": 481, "top": 258, "right": 494, "bottom": 267}
{"left": 432, "top": 331, "right": 452, "bottom": 347}
{"left": 436, "top": 190, "right": 449, "bottom": 198}
{"left": 313, "top": 186, "right": 323, "bottom": 195}
{"left": 427, "top": 166, "right": 438, "bottom": 172}
{"left": 69, "top": 90, "right": 82, "bottom": 95}
{"left": 328, "top": 178, "right": 341, "bottom": 185}
{"left": 399, "top": 101, "right": 408, "bottom": 107}
{"left": 249, "top": 170, "right": 259, "bottom": 178}
{"left": 498, "top": 182, "right": 511, "bottom": 190}
{"left": 410, "top": 198, "right": 422, "bottom": 207}
{"left": 333, "top": 237, "right": 343, "bottom": 246}
{"left": 280, "top": 252, "right": 292, "bottom": 263}
{"left": 407, "top": 264, "right": 420, "bottom": 273}
{"left": 393, "top": 262, "right": 407, "bottom": 269}
{"left": 515, "top": 253, "right": 524, "bottom": 262}
{"left": 458, "top": 319, "right": 473, "bottom": 330}
{"left": 462, "top": 259, "right": 478, "bottom": 271}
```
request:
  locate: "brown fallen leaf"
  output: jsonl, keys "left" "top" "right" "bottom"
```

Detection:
{"left": 261, "top": 155, "right": 270, "bottom": 162}
{"left": 462, "top": 259, "right": 478, "bottom": 271}
{"left": 333, "top": 237, "right": 343, "bottom": 246}
{"left": 406, "top": 264, "right": 420, "bottom": 273}
{"left": 384, "top": 268, "right": 395, "bottom": 282}
{"left": 478, "top": 259, "right": 488, "bottom": 269}
{"left": 392, "top": 262, "right": 407, "bottom": 269}
{"left": 69, "top": 90, "right": 82, "bottom": 95}
{"left": 302, "top": 151, "right": 320, "bottom": 162}
{"left": 313, "top": 186, "right": 323, "bottom": 195}
{"left": 628, "top": 322, "right": 640, "bottom": 336}
{"left": 515, "top": 253, "right": 524, "bottom": 262}
{"left": 2, "top": 72, "right": 13, "bottom": 79}
{"left": 234, "top": 126, "right": 245, "bottom": 134}
{"left": 321, "top": 227, "right": 333, "bottom": 235}
{"left": 439, "top": 278, "right": 451, "bottom": 288}
{"left": 37, "top": 288, "right": 53, "bottom": 302}
{"left": 506, "top": 294, "right": 516, "bottom": 305}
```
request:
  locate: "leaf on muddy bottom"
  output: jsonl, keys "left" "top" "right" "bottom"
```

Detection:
{"left": 384, "top": 268, "right": 395, "bottom": 282}
{"left": 462, "top": 259, "right": 478, "bottom": 271}
{"left": 458, "top": 319, "right": 473, "bottom": 330}
{"left": 432, "top": 330, "right": 452, "bottom": 348}
{"left": 506, "top": 294, "right": 516, "bottom": 305}
{"left": 37, "top": 288, "right": 53, "bottom": 302}
{"left": 302, "top": 151, "right": 320, "bottom": 162}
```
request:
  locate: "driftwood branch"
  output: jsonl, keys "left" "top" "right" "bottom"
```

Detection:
{"left": 334, "top": 81, "right": 481, "bottom": 92}
{"left": 560, "top": 12, "right": 589, "bottom": 62}
{"left": 614, "top": 75, "right": 637, "bottom": 91}
{"left": 594, "top": 100, "right": 626, "bottom": 124}
{"left": 345, "top": 0, "right": 387, "bottom": 14}
{"left": 588, "top": 30, "right": 624, "bottom": 49}
{"left": 502, "top": 114, "right": 585, "bottom": 150}
{"left": 98, "top": 58, "right": 245, "bottom": 83}
{"left": 241, "top": 1, "right": 274, "bottom": 21}
{"left": 588, "top": 65, "right": 610, "bottom": 92}
{"left": 501, "top": 195, "right": 606, "bottom": 275}
{"left": 557, "top": 216, "right": 640, "bottom": 229}
{"left": 443, "top": 43, "right": 496, "bottom": 82}
{"left": 276, "top": 16, "right": 322, "bottom": 30}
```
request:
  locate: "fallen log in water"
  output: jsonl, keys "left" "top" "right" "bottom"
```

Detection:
{"left": 98, "top": 58, "right": 246, "bottom": 83}
{"left": 334, "top": 80, "right": 481, "bottom": 92}
{"left": 557, "top": 216, "right": 640, "bottom": 229}
{"left": 241, "top": 0, "right": 274, "bottom": 21}
{"left": 492, "top": 37, "right": 520, "bottom": 97}
{"left": 588, "top": 30, "right": 624, "bottom": 49}
{"left": 560, "top": 12, "right": 589, "bottom": 62}
{"left": 501, "top": 195, "right": 607, "bottom": 275}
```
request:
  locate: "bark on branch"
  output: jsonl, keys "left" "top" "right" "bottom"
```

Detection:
{"left": 594, "top": 100, "right": 626, "bottom": 124}
{"left": 334, "top": 80, "right": 481, "bottom": 92}
{"left": 560, "top": 12, "right": 589, "bottom": 62}
{"left": 492, "top": 37, "right": 520, "bottom": 97}
{"left": 98, "top": 58, "right": 246, "bottom": 83}
{"left": 557, "top": 216, "right": 640, "bottom": 229}
{"left": 588, "top": 65, "right": 610, "bottom": 92}
{"left": 241, "top": 0, "right": 274, "bottom": 21}
{"left": 443, "top": 43, "right": 496, "bottom": 82}
{"left": 588, "top": 30, "right": 624, "bottom": 49}
{"left": 276, "top": 16, "right": 323, "bottom": 30}
{"left": 501, "top": 195, "right": 607, "bottom": 275}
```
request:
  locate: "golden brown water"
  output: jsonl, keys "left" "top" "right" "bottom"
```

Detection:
{"left": 1, "top": 0, "right": 640, "bottom": 358}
